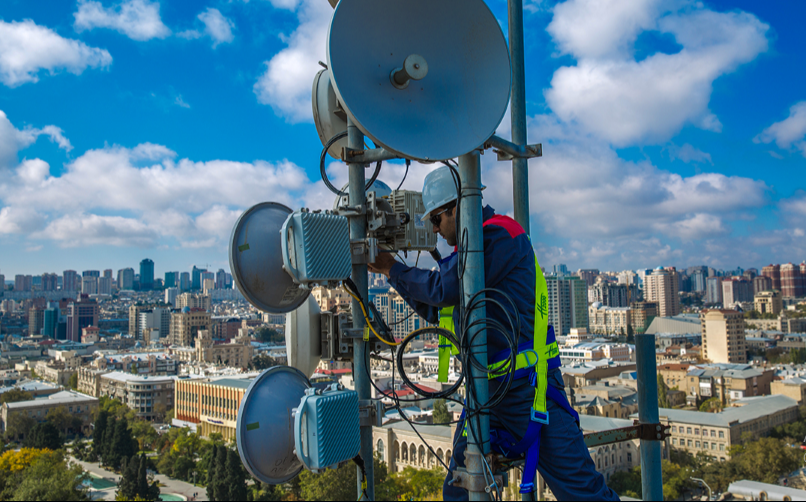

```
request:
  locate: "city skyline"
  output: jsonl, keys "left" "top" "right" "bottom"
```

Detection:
{"left": 0, "top": 1, "right": 805, "bottom": 274}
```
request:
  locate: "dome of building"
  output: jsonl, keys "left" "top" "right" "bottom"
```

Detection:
{"left": 592, "top": 302, "right": 603, "bottom": 309}
{"left": 182, "top": 306, "right": 191, "bottom": 313}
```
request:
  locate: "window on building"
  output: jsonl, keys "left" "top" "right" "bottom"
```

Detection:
{"left": 672, "top": 438, "right": 677, "bottom": 445}
{"left": 719, "top": 431, "right": 725, "bottom": 439}
{"left": 627, "top": 453, "right": 632, "bottom": 463}
{"left": 694, "top": 429, "right": 699, "bottom": 435}
{"left": 687, "top": 427, "right": 692, "bottom": 434}
{"left": 687, "top": 440, "right": 692, "bottom": 447}
{"left": 710, "top": 430, "right": 715, "bottom": 437}
{"left": 672, "top": 426, "right": 677, "bottom": 433}
{"left": 719, "top": 444, "right": 725, "bottom": 451}
{"left": 695, "top": 441, "right": 700, "bottom": 448}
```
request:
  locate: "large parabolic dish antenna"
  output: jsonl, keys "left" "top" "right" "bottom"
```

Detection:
{"left": 327, "top": 0, "right": 512, "bottom": 162}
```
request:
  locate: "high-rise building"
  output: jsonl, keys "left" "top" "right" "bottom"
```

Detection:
{"left": 41, "top": 273, "right": 58, "bottom": 291}
{"left": 546, "top": 276, "right": 588, "bottom": 336}
{"left": 701, "top": 309, "right": 746, "bottom": 364}
{"left": 14, "top": 275, "right": 32, "bottom": 292}
{"left": 81, "top": 276, "right": 98, "bottom": 295}
{"left": 137, "top": 308, "right": 171, "bottom": 341}
{"left": 577, "top": 269, "right": 600, "bottom": 288}
{"left": 117, "top": 268, "right": 134, "bottom": 290}
{"left": 165, "top": 287, "right": 179, "bottom": 306}
{"left": 82, "top": 270, "right": 100, "bottom": 278}
{"left": 169, "top": 308, "right": 212, "bottom": 347}
{"left": 780, "top": 263, "right": 805, "bottom": 298}
{"left": 103, "top": 269, "right": 113, "bottom": 279}
{"left": 97, "top": 276, "right": 112, "bottom": 295}
{"left": 630, "top": 302, "right": 658, "bottom": 333}
{"left": 28, "top": 307, "right": 45, "bottom": 336}
{"left": 643, "top": 267, "right": 681, "bottom": 317}
{"left": 752, "top": 275, "right": 772, "bottom": 295}
{"left": 66, "top": 297, "right": 99, "bottom": 342}
{"left": 588, "top": 282, "right": 638, "bottom": 307}
{"left": 705, "top": 277, "right": 723, "bottom": 304}
{"left": 63, "top": 270, "right": 79, "bottom": 291}
{"left": 201, "top": 271, "right": 215, "bottom": 287}
{"left": 762, "top": 264, "right": 782, "bottom": 292}
{"left": 176, "top": 293, "right": 211, "bottom": 311}
{"left": 139, "top": 259, "right": 155, "bottom": 291}
{"left": 164, "top": 271, "right": 178, "bottom": 288}
{"left": 553, "top": 264, "right": 569, "bottom": 276}
{"left": 191, "top": 266, "right": 205, "bottom": 290}
{"left": 42, "top": 307, "right": 59, "bottom": 338}
{"left": 215, "top": 269, "right": 227, "bottom": 290}
{"left": 179, "top": 272, "right": 191, "bottom": 292}
{"left": 691, "top": 270, "right": 706, "bottom": 293}
{"left": 755, "top": 290, "right": 782, "bottom": 315}
{"left": 721, "top": 278, "right": 753, "bottom": 306}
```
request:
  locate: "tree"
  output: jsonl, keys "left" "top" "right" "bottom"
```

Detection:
{"left": 658, "top": 375, "right": 670, "bottom": 409}
{"left": 699, "top": 397, "right": 723, "bottom": 413}
{"left": 92, "top": 410, "right": 109, "bottom": 461}
{"left": 211, "top": 445, "right": 228, "bottom": 501}
{"left": 108, "top": 417, "right": 136, "bottom": 470}
{"left": 251, "top": 354, "right": 280, "bottom": 371}
{"left": 24, "top": 422, "right": 63, "bottom": 450}
{"left": 2, "top": 449, "right": 89, "bottom": 501}
{"left": 206, "top": 445, "right": 219, "bottom": 501}
{"left": 68, "top": 373, "right": 78, "bottom": 390}
{"left": 0, "top": 389, "right": 33, "bottom": 404}
{"left": 226, "top": 448, "right": 248, "bottom": 501}
{"left": 390, "top": 466, "right": 445, "bottom": 500}
{"left": 627, "top": 324, "right": 635, "bottom": 343}
{"left": 47, "top": 406, "right": 83, "bottom": 436}
{"left": 118, "top": 454, "right": 159, "bottom": 501}
{"left": 433, "top": 399, "right": 451, "bottom": 424}
{"left": 299, "top": 454, "right": 394, "bottom": 501}
{"left": 4, "top": 414, "right": 36, "bottom": 443}
{"left": 256, "top": 327, "right": 283, "bottom": 344}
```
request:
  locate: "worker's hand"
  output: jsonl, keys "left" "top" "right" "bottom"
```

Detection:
{"left": 368, "top": 252, "right": 397, "bottom": 278}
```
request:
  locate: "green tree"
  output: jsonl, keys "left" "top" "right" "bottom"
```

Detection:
{"left": 108, "top": 417, "right": 137, "bottom": 470}
{"left": 24, "top": 422, "right": 63, "bottom": 450}
{"left": 226, "top": 448, "right": 248, "bottom": 501}
{"left": 117, "top": 456, "right": 138, "bottom": 500}
{"left": 4, "top": 450, "right": 89, "bottom": 501}
{"left": 433, "top": 399, "right": 451, "bottom": 424}
{"left": 390, "top": 466, "right": 445, "bottom": 500}
{"left": 251, "top": 354, "right": 279, "bottom": 371}
{"left": 138, "top": 455, "right": 160, "bottom": 501}
{"left": 46, "top": 406, "right": 83, "bottom": 436}
{"left": 299, "top": 454, "right": 394, "bottom": 501}
{"left": 658, "top": 375, "right": 670, "bottom": 409}
{"left": 4, "top": 414, "right": 36, "bottom": 443}
{"left": 255, "top": 327, "right": 283, "bottom": 344}
{"left": 0, "top": 389, "right": 33, "bottom": 404}
{"left": 92, "top": 410, "right": 109, "bottom": 461}
{"left": 699, "top": 397, "right": 723, "bottom": 413}
{"left": 627, "top": 324, "right": 635, "bottom": 343}
{"left": 68, "top": 372, "right": 78, "bottom": 390}
{"left": 211, "top": 445, "right": 228, "bottom": 501}
{"left": 206, "top": 446, "right": 219, "bottom": 501}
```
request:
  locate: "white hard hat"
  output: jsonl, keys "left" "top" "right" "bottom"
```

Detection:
{"left": 421, "top": 166, "right": 459, "bottom": 221}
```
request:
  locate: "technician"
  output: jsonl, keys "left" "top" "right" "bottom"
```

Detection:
{"left": 368, "top": 165, "right": 618, "bottom": 501}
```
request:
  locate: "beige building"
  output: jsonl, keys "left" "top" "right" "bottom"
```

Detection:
{"left": 561, "top": 361, "right": 637, "bottom": 389}
{"left": 657, "top": 363, "right": 693, "bottom": 390}
{"left": 771, "top": 377, "right": 806, "bottom": 405}
{"left": 34, "top": 360, "right": 76, "bottom": 387}
{"left": 630, "top": 302, "right": 658, "bottom": 333}
{"left": 654, "top": 395, "right": 798, "bottom": 462}
{"left": 1, "top": 390, "right": 98, "bottom": 439}
{"left": 643, "top": 268, "right": 681, "bottom": 318}
{"left": 311, "top": 287, "right": 352, "bottom": 312}
{"left": 168, "top": 330, "right": 253, "bottom": 370}
{"left": 77, "top": 367, "right": 110, "bottom": 397}
{"left": 588, "top": 305, "right": 632, "bottom": 336}
{"left": 702, "top": 309, "right": 747, "bottom": 364}
{"left": 572, "top": 384, "right": 638, "bottom": 419}
{"left": 174, "top": 376, "right": 252, "bottom": 441}
{"left": 754, "top": 290, "right": 783, "bottom": 315}
{"left": 170, "top": 309, "right": 212, "bottom": 347}
{"left": 684, "top": 364, "right": 773, "bottom": 406}
{"left": 176, "top": 293, "right": 211, "bottom": 311}
{"left": 98, "top": 372, "right": 178, "bottom": 422}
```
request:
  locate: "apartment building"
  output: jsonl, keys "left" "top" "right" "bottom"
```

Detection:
{"left": 701, "top": 309, "right": 747, "bottom": 364}
{"left": 1, "top": 390, "right": 98, "bottom": 439}
{"left": 588, "top": 304, "right": 631, "bottom": 336}
{"left": 644, "top": 268, "right": 681, "bottom": 318}
{"left": 169, "top": 308, "right": 212, "bottom": 347}
{"left": 98, "top": 372, "right": 179, "bottom": 422}
{"left": 771, "top": 377, "right": 806, "bottom": 405}
{"left": 174, "top": 376, "right": 253, "bottom": 441}
{"left": 684, "top": 364, "right": 773, "bottom": 406}
{"left": 653, "top": 395, "right": 798, "bottom": 462}
{"left": 754, "top": 290, "right": 783, "bottom": 315}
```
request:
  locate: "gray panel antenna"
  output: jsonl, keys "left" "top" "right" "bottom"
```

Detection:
{"left": 327, "top": 0, "right": 511, "bottom": 162}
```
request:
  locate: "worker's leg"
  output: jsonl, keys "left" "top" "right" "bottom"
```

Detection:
{"left": 537, "top": 368, "right": 620, "bottom": 500}
{"left": 442, "top": 422, "right": 468, "bottom": 501}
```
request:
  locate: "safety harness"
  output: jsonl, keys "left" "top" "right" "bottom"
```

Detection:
{"left": 437, "top": 215, "right": 580, "bottom": 494}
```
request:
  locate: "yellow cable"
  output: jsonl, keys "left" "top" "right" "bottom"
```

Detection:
{"left": 342, "top": 286, "right": 400, "bottom": 346}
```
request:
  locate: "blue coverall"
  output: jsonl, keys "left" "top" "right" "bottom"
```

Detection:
{"left": 388, "top": 205, "right": 619, "bottom": 501}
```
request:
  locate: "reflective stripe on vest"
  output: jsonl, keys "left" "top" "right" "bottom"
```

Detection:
{"left": 437, "top": 306, "right": 457, "bottom": 383}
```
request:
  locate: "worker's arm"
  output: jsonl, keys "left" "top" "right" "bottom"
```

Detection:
{"left": 382, "top": 253, "right": 461, "bottom": 324}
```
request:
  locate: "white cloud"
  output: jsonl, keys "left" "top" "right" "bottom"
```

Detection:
{"left": 0, "top": 206, "right": 46, "bottom": 234}
{"left": 198, "top": 8, "right": 235, "bottom": 47}
{"left": 0, "top": 111, "right": 72, "bottom": 169}
{"left": 667, "top": 143, "right": 712, "bottom": 164}
{"left": 253, "top": 0, "right": 332, "bottom": 122}
{"left": 74, "top": 0, "right": 171, "bottom": 41}
{"left": 33, "top": 213, "right": 159, "bottom": 248}
{"left": 544, "top": 1, "right": 769, "bottom": 146}
{"left": 0, "top": 19, "right": 111, "bottom": 87}
{"left": 755, "top": 101, "right": 806, "bottom": 157}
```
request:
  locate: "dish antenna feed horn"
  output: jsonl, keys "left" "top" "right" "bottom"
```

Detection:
{"left": 390, "top": 54, "right": 428, "bottom": 90}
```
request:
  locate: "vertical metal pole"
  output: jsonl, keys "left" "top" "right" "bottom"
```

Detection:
{"left": 347, "top": 117, "right": 375, "bottom": 499}
{"left": 508, "top": 0, "right": 530, "bottom": 236}
{"left": 636, "top": 334, "right": 663, "bottom": 501}
{"left": 458, "top": 151, "right": 491, "bottom": 502}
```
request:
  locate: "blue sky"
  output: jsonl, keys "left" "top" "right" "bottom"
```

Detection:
{"left": 0, "top": 0, "right": 805, "bottom": 279}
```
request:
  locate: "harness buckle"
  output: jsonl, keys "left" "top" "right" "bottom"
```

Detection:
{"left": 530, "top": 408, "right": 549, "bottom": 425}
{"left": 522, "top": 349, "right": 538, "bottom": 367}
{"left": 519, "top": 482, "right": 535, "bottom": 494}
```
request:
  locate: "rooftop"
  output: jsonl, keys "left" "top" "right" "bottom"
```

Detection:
{"left": 101, "top": 371, "right": 183, "bottom": 384}
{"left": 381, "top": 420, "right": 454, "bottom": 439}
{"left": 630, "top": 394, "right": 798, "bottom": 427}
{"left": 5, "top": 390, "right": 98, "bottom": 409}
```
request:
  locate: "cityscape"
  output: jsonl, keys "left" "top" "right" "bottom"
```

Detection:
{"left": 1, "top": 257, "right": 806, "bottom": 499}
{"left": 1, "top": 0, "right": 805, "bottom": 500}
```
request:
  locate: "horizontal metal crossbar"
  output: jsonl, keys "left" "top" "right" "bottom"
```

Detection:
{"left": 583, "top": 422, "right": 671, "bottom": 449}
